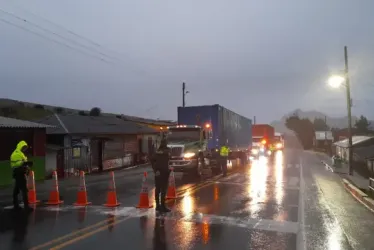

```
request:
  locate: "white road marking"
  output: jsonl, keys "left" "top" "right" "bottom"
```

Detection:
{"left": 288, "top": 177, "right": 300, "bottom": 187}
{"left": 132, "top": 210, "right": 299, "bottom": 234}
{"left": 220, "top": 173, "right": 240, "bottom": 181}
{"left": 297, "top": 157, "right": 307, "bottom": 250}
{"left": 211, "top": 180, "right": 300, "bottom": 190}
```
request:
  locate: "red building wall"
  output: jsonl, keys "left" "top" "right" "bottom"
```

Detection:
{"left": 33, "top": 128, "right": 46, "bottom": 157}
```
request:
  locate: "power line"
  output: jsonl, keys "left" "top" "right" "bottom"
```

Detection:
{"left": 0, "top": 18, "right": 114, "bottom": 64}
{"left": 8, "top": 3, "right": 145, "bottom": 67}
{"left": 10, "top": 3, "right": 104, "bottom": 49}
{"left": 0, "top": 8, "right": 119, "bottom": 62}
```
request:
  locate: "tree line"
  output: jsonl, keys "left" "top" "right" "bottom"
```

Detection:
{"left": 285, "top": 114, "right": 372, "bottom": 149}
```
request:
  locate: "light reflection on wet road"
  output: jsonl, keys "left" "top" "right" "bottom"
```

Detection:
{"left": 2, "top": 149, "right": 374, "bottom": 249}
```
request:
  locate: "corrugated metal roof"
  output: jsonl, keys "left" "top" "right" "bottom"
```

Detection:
{"left": 0, "top": 116, "right": 53, "bottom": 128}
{"left": 315, "top": 131, "right": 333, "bottom": 140}
{"left": 353, "top": 145, "right": 374, "bottom": 160}
{"left": 333, "top": 135, "right": 374, "bottom": 148}
{"left": 120, "top": 115, "right": 176, "bottom": 126}
{"left": 35, "top": 114, "right": 158, "bottom": 135}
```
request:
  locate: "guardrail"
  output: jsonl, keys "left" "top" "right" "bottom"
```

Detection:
{"left": 369, "top": 178, "right": 374, "bottom": 193}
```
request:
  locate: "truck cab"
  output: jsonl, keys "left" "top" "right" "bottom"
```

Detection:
{"left": 251, "top": 137, "right": 271, "bottom": 158}
{"left": 160, "top": 124, "right": 212, "bottom": 177}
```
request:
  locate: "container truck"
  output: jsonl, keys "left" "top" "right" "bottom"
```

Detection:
{"left": 250, "top": 124, "right": 275, "bottom": 158}
{"left": 160, "top": 105, "right": 252, "bottom": 177}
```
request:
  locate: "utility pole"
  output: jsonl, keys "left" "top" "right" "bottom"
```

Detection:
{"left": 324, "top": 115, "right": 327, "bottom": 141}
{"left": 324, "top": 115, "right": 327, "bottom": 152}
{"left": 182, "top": 82, "right": 186, "bottom": 107}
{"left": 253, "top": 116, "right": 256, "bottom": 125}
{"left": 345, "top": 46, "right": 353, "bottom": 175}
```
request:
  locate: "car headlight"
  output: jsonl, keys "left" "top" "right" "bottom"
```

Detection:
{"left": 251, "top": 149, "right": 259, "bottom": 155}
{"left": 276, "top": 143, "right": 282, "bottom": 149}
{"left": 183, "top": 152, "right": 196, "bottom": 158}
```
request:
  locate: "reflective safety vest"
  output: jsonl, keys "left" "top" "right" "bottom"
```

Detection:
{"left": 10, "top": 141, "right": 28, "bottom": 169}
{"left": 220, "top": 146, "right": 229, "bottom": 157}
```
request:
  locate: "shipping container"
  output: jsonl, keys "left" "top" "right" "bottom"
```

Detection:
{"left": 252, "top": 124, "right": 275, "bottom": 139}
{"left": 177, "top": 104, "right": 252, "bottom": 150}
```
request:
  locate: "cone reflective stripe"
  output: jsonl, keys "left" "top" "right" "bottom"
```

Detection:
{"left": 103, "top": 171, "right": 120, "bottom": 207}
{"left": 136, "top": 171, "right": 153, "bottom": 208}
{"left": 74, "top": 171, "right": 92, "bottom": 206}
{"left": 27, "top": 171, "right": 40, "bottom": 204}
{"left": 166, "top": 167, "right": 178, "bottom": 199}
{"left": 46, "top": 171, "right": 64, "bottom": 205}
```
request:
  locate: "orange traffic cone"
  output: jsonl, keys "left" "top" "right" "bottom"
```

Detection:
{"left": 166, "top": 168, "right": 178, "bottom": 199}
{"left": 27, "top": 170, "right": 40, "bottom": 205}
{"left": 46, "top": 171, "right": 64, "bottom": 205}
{"left": 103, "top": 171, "right": 120, "bottom": 207}
{"left": 136, "top": 172, "right": 153, "bottom": 208}
{"left": 73, "top": 171, "right": 91, "bottom": 206}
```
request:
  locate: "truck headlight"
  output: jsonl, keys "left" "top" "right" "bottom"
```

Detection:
{"left": 183, "top": 152, "right": 196, "bottom": 158}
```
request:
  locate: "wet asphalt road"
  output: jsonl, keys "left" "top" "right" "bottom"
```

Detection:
{"left": 2, "top": 149, "right": 374, "bottom": 249}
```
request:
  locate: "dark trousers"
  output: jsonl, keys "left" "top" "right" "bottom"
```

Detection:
{"left": 220, "top": 157, "right": 228, "bottom": 175}
{"left": 13, "top": 168, "right": 28, "bottom": 208}
{"left": 155, "top": 172, "right": 170, "bottom": 207}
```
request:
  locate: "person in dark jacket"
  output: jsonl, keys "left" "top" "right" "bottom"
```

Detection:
{"left": 152, "top": 138, "right": 171, "bottom": 212}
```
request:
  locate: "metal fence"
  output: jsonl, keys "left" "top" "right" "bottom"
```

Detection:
{"left": 61, "top": 146, "right": 92, "bottom": 177}
{"left": 369, "top": 178, "right": 374, "bottom": 193}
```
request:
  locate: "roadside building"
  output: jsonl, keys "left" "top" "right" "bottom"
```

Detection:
{"left": 118, "top": 114, "right": 176, "bottom": 154}
{"left": 332, "top": 128, "right": 358, "bottom": 142}
{"left": 313, "top": 131, "right": 333, "bottom": 154}
{"left": 36, "top": 114, "right": 158, "bottom": 178}
{"left": 333, "top": 136, "right": 374, "bottom": 162}
{"left": 0, "top": 116, "right": 52, "bottom": 186}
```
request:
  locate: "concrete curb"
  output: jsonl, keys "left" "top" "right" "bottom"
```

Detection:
{"left": 342, "top": 178, "right": 374, "bottom": 213}
{"left": 321, "top": 161, "right": 334, "bottom": 172}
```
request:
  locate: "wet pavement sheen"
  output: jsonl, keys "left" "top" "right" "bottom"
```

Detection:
{"left": 1, "top": 149, "right": 374, "bottom": 249}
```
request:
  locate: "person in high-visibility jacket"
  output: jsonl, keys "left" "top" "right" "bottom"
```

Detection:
{"left": 11, "top": 141, "right": 33, "bottom": 211}
{"left": 219, "top": 144, "right": 229, "bottom": 176}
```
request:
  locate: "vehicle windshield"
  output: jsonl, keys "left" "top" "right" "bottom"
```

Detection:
{"left": 252, "top": 138, "right": 263, "bottom": 143}
{"left": 168, "top": 128, "right": 200, "bottom": 141}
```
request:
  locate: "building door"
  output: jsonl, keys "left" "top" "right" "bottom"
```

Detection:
{"left": 148, "top": 137, "right": 153, "bottom": 155}
{"left": 98, "top": 141, "right": 103, "bottom": 172}
{"left": 56, "top": 149, "right": 64, "bottom": 178}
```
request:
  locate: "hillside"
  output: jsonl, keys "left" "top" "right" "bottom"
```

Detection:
{"left": 270, "top": 109, "right": 369, "bottom": 134}
{"left": 0, "top": 98, "right": 175, "bottom": 123}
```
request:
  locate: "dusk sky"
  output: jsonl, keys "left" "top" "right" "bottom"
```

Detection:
{"left": 1, "top": 0, "right": 374, "bottom": 123}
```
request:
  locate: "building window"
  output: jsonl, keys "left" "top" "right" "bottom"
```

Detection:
{"left": 72, "top": 147, "right": 81, "bottom": 158}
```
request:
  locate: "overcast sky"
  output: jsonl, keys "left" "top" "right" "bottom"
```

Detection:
{"left": 1, "top": 0, "right": 374, "bottom": 122}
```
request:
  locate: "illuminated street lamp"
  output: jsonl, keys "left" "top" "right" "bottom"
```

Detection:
{"left": 328, "top": 75, "right": 345, "bottom": 88}
{"left": 327, "top": 46, "right": 353, "bottom": 175}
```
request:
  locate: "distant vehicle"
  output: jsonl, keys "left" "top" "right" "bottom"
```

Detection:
{"left": 273, "top": 132, "right": 285, "bottom": 150}
{"left": 160, "top": 105, "right": 252, "bottom": 177}
{"left": 251, "top": 124, "right": 275, "bottom": 158}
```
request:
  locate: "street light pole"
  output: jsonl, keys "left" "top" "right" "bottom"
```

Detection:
{"left": 344, "top": 46, "right": 353, "bottom": 175}
{"left": 182, "top": 82, "right": 186, "bottom": 107}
